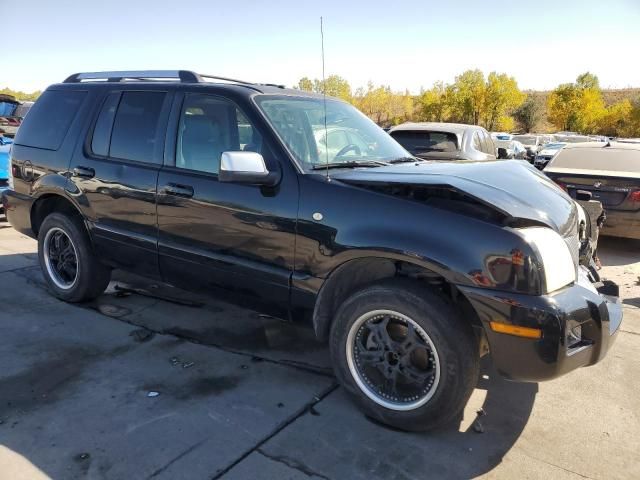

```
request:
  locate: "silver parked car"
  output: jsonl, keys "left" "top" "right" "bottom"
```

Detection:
{"left": 389, "top": 122, "right": 496, "bottom": 161}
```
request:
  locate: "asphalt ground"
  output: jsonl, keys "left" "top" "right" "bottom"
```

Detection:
{"left": 0, "top": 223, "right": 639, "bottom": 480}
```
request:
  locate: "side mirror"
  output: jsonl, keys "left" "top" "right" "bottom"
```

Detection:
{"left": 219, "top": 151, "right": 278, "bottom": 186}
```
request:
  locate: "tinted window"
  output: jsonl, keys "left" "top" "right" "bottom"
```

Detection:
{"left": 390, "top": 130, "right": 458, "bottom": 155}
{"left": 109, "top": 91, "right": 166, "bottom": 163}
{"left": 15, "top": 90, "right": 86, "bottom": 150}
{"left": 177, "top": 94, "right": 262, "bottom": 174}
{"left": 91, "top": 92, "right": 120, "bottom": 157}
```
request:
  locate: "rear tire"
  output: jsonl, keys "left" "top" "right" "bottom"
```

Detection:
{"left": 38, "top": 212, "right": 111, "bottom": 302}
{"left": 330, "top": 279, "right": 479, "bottom": 431}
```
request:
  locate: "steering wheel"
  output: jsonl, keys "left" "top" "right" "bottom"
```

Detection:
{"left": 335, "top": 144, "right": 362, "bottom": 158}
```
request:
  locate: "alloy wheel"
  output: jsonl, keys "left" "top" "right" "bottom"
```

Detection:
{"left": 346, "top": 309, "right": 440, "bottom": 411}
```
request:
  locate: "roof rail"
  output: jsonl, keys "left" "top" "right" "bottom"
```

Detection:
{"left": 197, "top": 73, "right": 255, "bottom": 86}
{"left": 63, "top": 70, "right": 258, "bottom": 86}
{"left": 64, "top": 70, "right": 202, "bottom": 83}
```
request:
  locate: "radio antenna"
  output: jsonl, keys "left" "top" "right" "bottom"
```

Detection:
{"left": 321, "top": 16, "right": 330, "bottom": 181}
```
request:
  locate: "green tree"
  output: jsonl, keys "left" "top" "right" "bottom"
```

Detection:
{"left": 576, "top": 72, "right": 600, "bottom": 90}
{"left": 513, "top": 95, "right": 542, "bottom": 132}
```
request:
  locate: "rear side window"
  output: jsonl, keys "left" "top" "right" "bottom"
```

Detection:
{"left": 91, "top": 92, "right": 120, "bottom": 157}
{"left": 15, "top": 90, "right": 86, "bottom": 150}
{"left": 108, "top": 91, "right": 166, "bottom": 163}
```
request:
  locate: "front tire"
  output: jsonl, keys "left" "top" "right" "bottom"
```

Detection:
{"left": 330, "top": 280, "right": 479, "bottom": 431}
{"left": 38, "top": 212, "right": 111, "bottom": 302}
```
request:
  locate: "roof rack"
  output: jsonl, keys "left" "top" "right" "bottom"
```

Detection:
{"left": 63, "top": 70, "right": 256, "bottom": 86}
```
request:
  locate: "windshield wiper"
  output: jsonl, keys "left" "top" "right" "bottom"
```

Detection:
{"left": 387, "top": 156, "right": 423, "bottom": 164}
{"left": 311, "top": 160, "right": 389, "bottom": 170}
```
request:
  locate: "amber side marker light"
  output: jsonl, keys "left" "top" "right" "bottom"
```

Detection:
{"left": 489, "top": 321, "right": 543, "bottom": 339}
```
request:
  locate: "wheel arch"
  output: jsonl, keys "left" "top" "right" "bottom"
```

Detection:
{"left": 31, "top": 193, "right": 84, "bottom": 238}
{"left": 312, "top": 255, "right": 483, "bottom": 342}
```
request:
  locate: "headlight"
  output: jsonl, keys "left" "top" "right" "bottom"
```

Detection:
{"left": 519, "top": 227, "right": 576, "bottom": 293}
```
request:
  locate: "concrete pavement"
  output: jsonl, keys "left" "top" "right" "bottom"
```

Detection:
{"left": 0, "top": 224, "right": 638, "bottom": 479}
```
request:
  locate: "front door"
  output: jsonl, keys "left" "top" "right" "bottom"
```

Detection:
{"left": 69, "top": 87, "right": 173, "bottom": 277}
{"left": 156, "top": 92, "right": 298, "bottom": 317}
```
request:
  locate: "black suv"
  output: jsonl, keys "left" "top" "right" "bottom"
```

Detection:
{"left": 2, "top": 71, "right": 622, "bottom": 431}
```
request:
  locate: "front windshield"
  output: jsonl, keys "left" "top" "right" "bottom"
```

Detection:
{"left": 255, "top": 96, "right": 410, "bottom": 170}
{"left": 513, "top": 135, "right": 537, "bottom": 145}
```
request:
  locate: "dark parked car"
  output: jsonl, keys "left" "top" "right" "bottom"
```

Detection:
{"left": 545, "top": 142, "right": 640, "bottom": 240}
{"left": 2, "top": 71, "right": 622, "bottom": 431}
{"left": 388, "top": 122, "right": 496, "bottom": 161}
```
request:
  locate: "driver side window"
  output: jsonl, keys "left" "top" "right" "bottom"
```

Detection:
{"left": 176, "top": 94, "right": 262, "bottom": 175}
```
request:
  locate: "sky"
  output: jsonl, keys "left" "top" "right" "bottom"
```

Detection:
{"left": 2, "top": 0, "right": 640, "bottom": 94}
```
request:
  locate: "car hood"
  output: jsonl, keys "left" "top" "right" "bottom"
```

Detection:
{"left": 331, "top": 159, "right": 577, "bottom": 235}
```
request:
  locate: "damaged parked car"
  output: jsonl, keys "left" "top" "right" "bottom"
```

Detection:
{"left": 2, "top": 71, "right": 622, "bottom": 431}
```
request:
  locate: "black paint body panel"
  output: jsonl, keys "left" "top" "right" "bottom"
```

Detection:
{"left": 1, "top": 80, "right": 622, "bottom": 383}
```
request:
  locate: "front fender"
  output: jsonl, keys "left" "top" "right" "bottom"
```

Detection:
{"left": 294, "top": 176, "right": 543, "bottom": 298}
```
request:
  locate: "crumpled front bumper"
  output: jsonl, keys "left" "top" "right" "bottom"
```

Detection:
{"left": 459, "top": 270, "right": 622, "bottom": 382}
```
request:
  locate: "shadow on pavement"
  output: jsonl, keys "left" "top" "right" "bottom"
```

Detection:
{"left": 1, "top": 258, "right": 538, "bottom": 479}
{"left": 598, "top": 236, "right": 640, "bottom": 266}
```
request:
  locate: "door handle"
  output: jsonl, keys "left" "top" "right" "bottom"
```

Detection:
{"left": 72, "top": 166, "right": 95, "bottom": 179}
{"left": 162, "top": 183, "right": 194, "bottom": 198}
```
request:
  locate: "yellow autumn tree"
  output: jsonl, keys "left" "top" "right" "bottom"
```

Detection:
{"left": 483, "top": 72, "right": 525, "bottom": 131}
{"left": 547, "top": 73, "right": 605, "bottom": 133}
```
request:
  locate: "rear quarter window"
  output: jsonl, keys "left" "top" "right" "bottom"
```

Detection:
{"left": 108, "top": 91, "right": 166, "bottom": 163}
{"left": 15, "top": 90, "right": 87, "bottom": 150}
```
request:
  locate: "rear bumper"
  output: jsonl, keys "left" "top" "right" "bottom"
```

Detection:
{"left": 460, "top": 271, "right": 622, "bottom": 382}
{"left": 600, "top": 210, "right": 640, "bottom": 240}
{"left": 1, "top": 188, "right": 35, "bottom": 236}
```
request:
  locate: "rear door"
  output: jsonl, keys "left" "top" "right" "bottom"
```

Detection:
{"left": 156, "top": 91, "right": 298, "bottom": 317}
{"left": 69, "top": 87, "right": 173, "bottom": 278}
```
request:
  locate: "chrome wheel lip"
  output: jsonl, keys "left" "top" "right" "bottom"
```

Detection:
{"left": 346, "top": 309, "right": 441, "bottom": 411}
{"left": 43, "top": 227, "right": 79, "bottom": 290}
